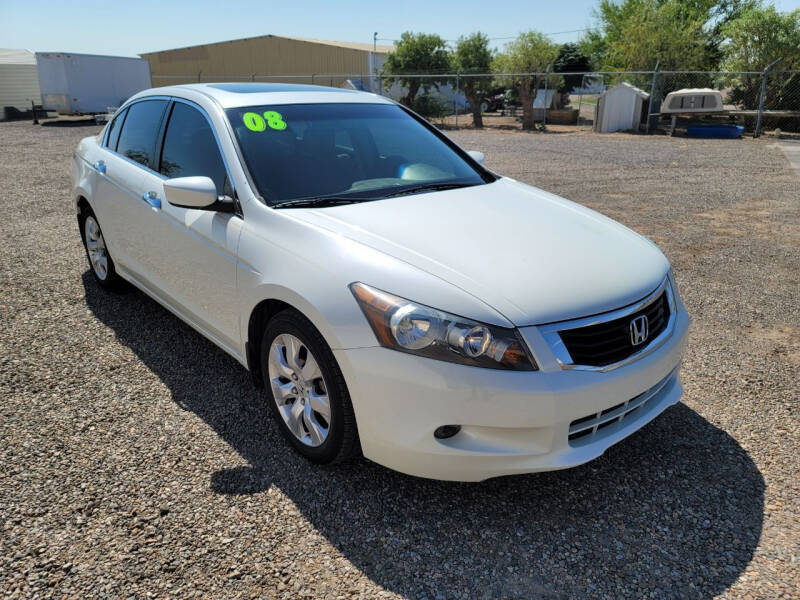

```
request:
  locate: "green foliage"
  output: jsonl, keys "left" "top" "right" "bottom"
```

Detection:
{"left": 453, "top": 32, "right": 493, "bottom": 127}
{"left": 720, "top": 5, "right": 800, "bottom": 71}
{"left": 411, "top": 94, "right": 449, "bottom": 119}
{"left": 382, "top": 32, "right": 451, "bottom": 106}
{"left": 720, "top": 5, "right": 800, "bottom": 116}
{"left": 584, "top": 0, "right": 711, "bottom": 70}
{"left": 554, "top": 43, "right": 592, "bottom": 92}
{"left": 492, "top": 31, "right": 561, "bottom": 74}
{"left": 492, "top": 31, "right": 562, "bottom": 129}
{"left": 579, "top": 0, "right": 764, "bottom": 71}
{"left": 452, "top": 32, "right": 493, "bottom": 74}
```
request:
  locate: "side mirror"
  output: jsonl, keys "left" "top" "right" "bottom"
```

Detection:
{"left": 467, "top": 150, "right": 485, "bottom": 164}
{"left": 164, "top": 176, "right": 227, "bottom": 210}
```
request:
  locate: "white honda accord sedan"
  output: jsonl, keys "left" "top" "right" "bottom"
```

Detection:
{"left": 72, "top": 83, "right": 689, "bottom": 481}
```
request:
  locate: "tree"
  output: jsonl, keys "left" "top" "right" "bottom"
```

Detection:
{"left": 584, "top": 0, "right": 709, "bottom": 71}
{"left": 452, "top": 32, "right": 493, "bottom": 128}
{"left": 581, "top": 0, "right": 761, "bottom": 72}
{"left": 383, "top": 32, "right": 451, "bottom": 107}
{"left": 720, "top": 5, "right": 800, "bottom": 114}
{"left": 554, "top": 43, "right": 592, "bottom": 92}
{"left": 492, "top": 31, "right": 561, "bottom": 130}
{"left": 720, "top": 5, "right": 800, "bottom": 71}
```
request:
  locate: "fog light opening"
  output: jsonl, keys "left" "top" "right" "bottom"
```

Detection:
{"left": 434, "top": 425, "right": 461, "bottom": 439}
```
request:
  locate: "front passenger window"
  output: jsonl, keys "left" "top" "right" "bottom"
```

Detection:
{"left": 159, "top": 102, "right": 228, "bottom": 196}
{"left": 116, "top": 100, "right": 168, "bottom": 169}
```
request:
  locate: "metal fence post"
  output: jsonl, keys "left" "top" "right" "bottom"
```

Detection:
{"left": 755, "top": 71, "right": 768, "bottom": 138}
{"left": 754, "top": 59, "right": 781, "bottom": 138}
{"left": 197, "top": 70, "right": 202, "bottom": 82}
{"left": 577, "top": 73, "right": 586, "bottom": 127}
{"left": 542, "top": 66, "right": 552, "bottom": 130}
{"left": 646, "top": 61, "right": 660, "bottom": 134}
{"left": 311, "top": 73, "right": 316, "bottom": 85}
{"left": 455, "top": 73, "right": 459, "bottom": 129}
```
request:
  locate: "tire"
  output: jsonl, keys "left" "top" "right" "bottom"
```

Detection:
{"left": 480, "top": 101, "right": 489, "bottom": 113}
{"left": 260, "top": 309, "right": 360, "bottom": 464}
{"left": 78, "top": 205, "right": 123, "bottom": 290}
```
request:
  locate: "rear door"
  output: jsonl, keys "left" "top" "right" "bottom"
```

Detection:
{"left": 133, "top": 99, "right": 243, "bottom": 353}
{"left": 94, "top": 98, "right": 169, "bottom": 277}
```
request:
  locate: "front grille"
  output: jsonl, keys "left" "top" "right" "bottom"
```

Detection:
{"left": 568, "top": 371, "right": 674, "bottom": 446}
{"left": 558, "top": 292, "right": 670, "bottom": 367}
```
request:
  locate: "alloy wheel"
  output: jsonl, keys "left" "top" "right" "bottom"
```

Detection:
{"left": 84, "top": 216, "right": 108, "bottom": 280}
{"left": 267, "top": 333, "right": 331, "bottom": 447}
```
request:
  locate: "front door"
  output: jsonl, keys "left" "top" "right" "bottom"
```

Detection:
{"left": 131, "top": 100, "right": 242, "bottom": 355}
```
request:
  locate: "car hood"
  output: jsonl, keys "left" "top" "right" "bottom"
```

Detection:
{"left": 288, "top": 177, "right": 670, "bottom": 326}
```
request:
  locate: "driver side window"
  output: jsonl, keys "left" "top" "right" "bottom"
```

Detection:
{"left": 159, "top": 102, "right": 229, "bottom": 196}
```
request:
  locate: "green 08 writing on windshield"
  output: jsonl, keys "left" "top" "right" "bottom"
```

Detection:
{"left": 243, "top": 111, "right": 287, "bottom": 132}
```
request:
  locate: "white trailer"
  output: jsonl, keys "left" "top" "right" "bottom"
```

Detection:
{"left": 35, "top": 52, "right": 151, "bottom": 114}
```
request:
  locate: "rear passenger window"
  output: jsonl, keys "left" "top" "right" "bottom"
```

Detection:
{"left": 116, "top": 100, "right": 168, "bottom": 169}
{"left": 105, "top": 107, "right": 127, "bottom": 150}
{"left": 159, "top": 102, "right": 228, "bottom": 196}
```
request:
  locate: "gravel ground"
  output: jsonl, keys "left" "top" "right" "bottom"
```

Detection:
{"left": 1, "top": 120, "right": 798, "bottom": 599}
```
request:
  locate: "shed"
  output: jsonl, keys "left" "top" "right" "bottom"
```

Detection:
{"left": 593, "top": 82, "right": 649, "bottom": 133}
{"left": 0, "top": 49, "right": 41, "bottom": 120}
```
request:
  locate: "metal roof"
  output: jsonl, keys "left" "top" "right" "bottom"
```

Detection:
{"left": 603, "top": 82, "right": 650, "bottom": 98}
{"left": 0, "top": 48, "right": 36, "bottom": 65}
{"left": 141, "top": 34, "right": 394, "bottom": 57}
{"left": 282, "top": 37, "right": 395, "bottom": 54}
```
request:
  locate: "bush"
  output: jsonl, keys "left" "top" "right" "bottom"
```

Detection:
{"left": 412, "top": 95, "right": 449, "bottom": 119}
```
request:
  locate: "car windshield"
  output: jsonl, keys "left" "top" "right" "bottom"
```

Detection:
{"left": 226, "top": 103, "right": 488, "bottom": 206}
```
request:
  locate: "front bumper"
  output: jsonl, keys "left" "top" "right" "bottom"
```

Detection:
{"left": 334, "top": 306, "right": 689, "bottom": 482}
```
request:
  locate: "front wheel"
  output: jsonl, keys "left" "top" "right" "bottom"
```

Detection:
{"left": 260, "top": 310, "right": 360, "bottom": 464}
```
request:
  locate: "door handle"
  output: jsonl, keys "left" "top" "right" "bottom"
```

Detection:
{"left": 142, "top": 191, "right": 161, "bottom": 210}
{"left": 93, "top": 160, "right": 106, "bottom": 174}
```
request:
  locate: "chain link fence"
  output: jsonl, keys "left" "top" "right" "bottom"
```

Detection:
{"left": 152, "top": 69, "right": 800, "bottom": 136}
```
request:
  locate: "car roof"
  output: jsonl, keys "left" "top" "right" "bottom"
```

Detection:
{"left": 136, "top": 82, "right": 395, "bottom": 108}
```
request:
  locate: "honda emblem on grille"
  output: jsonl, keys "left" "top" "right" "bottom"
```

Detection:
{"left": 629, "top": 315, "right": 649, "bottom": 346}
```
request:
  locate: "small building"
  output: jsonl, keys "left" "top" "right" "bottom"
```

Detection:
{"left": 0, "top": 49, "right": 41, "bottom": 120}
{"left": 141, "top": 35, "right": 394, "bottom": 92}
{"left": 594, "top": 82, "right": 650, "bottom": 133}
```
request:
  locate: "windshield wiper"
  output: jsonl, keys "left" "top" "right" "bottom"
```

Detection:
{"left": 271, "top": 182, "right": 480, "bottom": 208}
{"left": 380, "top": 182, "right": 480, "bottom": 199}
{"left": 271, "top": 196, "right": 377, "bottom": 209}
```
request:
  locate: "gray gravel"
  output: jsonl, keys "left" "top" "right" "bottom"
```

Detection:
{"left": 1, "top": 120, "right": 798, "bottom": 599}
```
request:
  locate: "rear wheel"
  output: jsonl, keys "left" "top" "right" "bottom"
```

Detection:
{"left": 260, "top": 310, "right": 360, "bottom": 464}
{"left": 79, "top": 206, "right": 123, "bottom": 290}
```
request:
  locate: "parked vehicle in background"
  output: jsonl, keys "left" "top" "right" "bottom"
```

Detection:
{"left": 36, "top": 52, "right": 151, "bottom": 114}
{"left": 480, "top": 92, "right": 506, "bottom": 113}
{"left": 71, "top": 83, "right": 689, "bottom": 481}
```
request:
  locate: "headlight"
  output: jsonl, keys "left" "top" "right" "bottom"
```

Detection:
{"left": 350, "top": 283, "right": 537, "bottom": 371}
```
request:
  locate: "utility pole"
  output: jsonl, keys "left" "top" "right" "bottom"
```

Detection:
{"left": 373, "top": 33, "right": 379, "bottom": 94}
